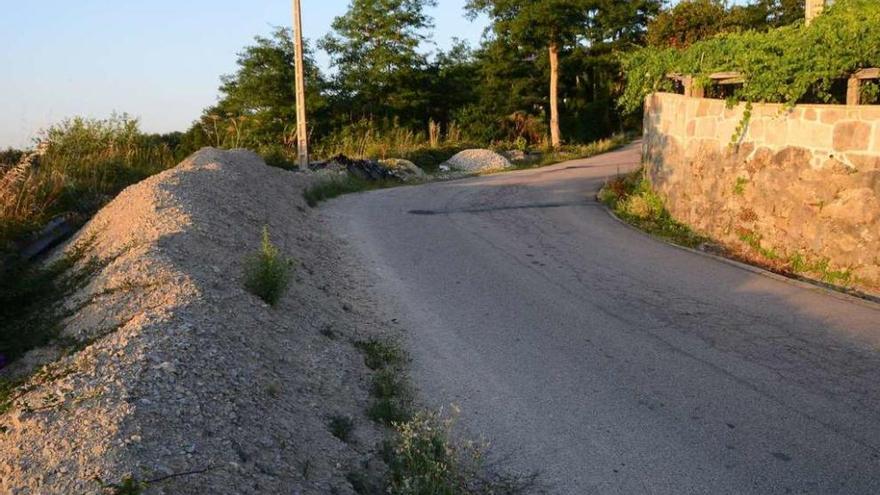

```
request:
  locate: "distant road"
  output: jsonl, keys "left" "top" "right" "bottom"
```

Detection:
{"left": 326, "top": 143, "right": 880, "bottom": 494}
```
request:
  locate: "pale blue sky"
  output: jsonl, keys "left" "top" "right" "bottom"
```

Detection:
{"left": 0, "top": 1, "right": 488, "bottom": 148}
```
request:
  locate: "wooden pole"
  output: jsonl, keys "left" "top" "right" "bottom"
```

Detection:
{"left": 292, "top": 0, "right": 309, "bottom": 169}
{"left": 805, "top": 0, "right": 825, "bottom": 25}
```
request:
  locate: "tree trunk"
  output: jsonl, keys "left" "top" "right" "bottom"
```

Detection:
{"left": 548, "top": 42, "right": 561, "bottom": 149}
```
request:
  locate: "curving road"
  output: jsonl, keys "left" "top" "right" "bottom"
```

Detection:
{"left": 325, "top": 143, "right": 880, "bottom": 494}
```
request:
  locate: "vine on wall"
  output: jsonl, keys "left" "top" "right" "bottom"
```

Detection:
{"left": 619, "top": 0, "right": 880, "bottom": 114}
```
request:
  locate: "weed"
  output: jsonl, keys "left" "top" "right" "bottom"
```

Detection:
{"left": 1, "top": 115, "right": 176, "bottom": 253}
{"left": 733, "top": 177, "right": 749, "bottom": 196}
{"left": 385, "top": 409, "right": 540, "bottom": 494}
{"left": 0, "top": 237, "right": 105, "bottom": 365}
{"left": 328, "top": 415, "right": 355, "bottom": 443}
{"left": 303, "top": 176, "right": 399, "bottom": 207}
{"left": 320, "top": 324, "right": 337, "bottom": 340}
{"left": 502, "top": 133, "right": 630, "bottom": 172}
{"left": 243, "top": 227, "right": 294, "bottom": 306}
{"left": 368, "top": 397, "right": 414, "bottom": 426}
{"left": 355, "top": 339, "right": 405, "bottom": 371}
{"left": 98, "top": 475, "right": 146, "bottom": 495}
{"left": 738, "top": 231, "right": 781, "bottom": 260}
{"left": 599, "top": 170, "right": 708, "bottom": 249}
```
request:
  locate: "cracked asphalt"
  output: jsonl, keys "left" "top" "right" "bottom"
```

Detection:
{"left": 325, "top": 143, "right": 880, "bottom": 494}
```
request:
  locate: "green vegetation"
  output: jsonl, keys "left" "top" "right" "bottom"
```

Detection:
{"left": 0, "top": 116, "right": 178, "bottom": 253}
{"left": 0, "top": 237, "right": 106, "bottom": 366}
{"left": 733, "top": 177, "right": 749, "bottom": 196}
{"left": 503, "top": 133, "right": 631, "bottom": 172}
{"left": 599, "top": 171, "right": 708, "bottom": 248}
{"left": 602, "top": 173, "right": 857, "bottom": 290}
{"left": 620, "top": 0, "right": 880, "bottom": 113}
{"left": 243, "top": 227, "right": 294, "bottom": 306}
{"left": 355, "top": 337, "right": 413, "bottom": 426}
{"left": 350, "top": 336, "right": 538, "bottom": 493}
{"left": 328, "top": 415, "right": 355, "bottom": 443}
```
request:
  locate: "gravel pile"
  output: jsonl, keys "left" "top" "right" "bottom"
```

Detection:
{"left": 441, "top": 149, "right": 512, "bottom": 173}
{"left": 0, "top": 148, "right": 395, "bottom": 494}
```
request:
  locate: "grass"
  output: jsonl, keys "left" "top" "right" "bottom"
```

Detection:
{"left": 350, "top": 337, "right": 540, "bottom": 493}
{"left": 303, "top": 175, "right": 403, "bottom": 207}
{"left": 328, "top": 415, "right": 355, "bottom": 443}
{"left": 0, "top": 115, "right": 177, "bottom": 254}
{"left": 243, "top": 227, "right": 294, "bottom": 306}
{"left": 355, "top": 338, "right": 406, "bottom": 371}
{"left": 0, "top": 237, "right": 106, "bottom": 366}
{"left": 499, "top": 133, "right": 631, "bottom": 172}
{"left": 383, "top": 409, "right": 540, "bottom": 495}
{"left": 599, "top": 170, "right": 709, "bottom": 248}
{"left": 601, "top": 170, "right": 859, "bottom": 292}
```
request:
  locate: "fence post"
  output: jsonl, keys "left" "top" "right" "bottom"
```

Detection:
{"left": 847, "top": 77, "right": 861, "bottom": 106}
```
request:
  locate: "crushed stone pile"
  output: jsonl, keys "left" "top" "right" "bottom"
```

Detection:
{"left": 440, "top": 149, "right": 512, "bottom": 173}
{"left": 0, "top": 148, "right": 394, "bottom": 494}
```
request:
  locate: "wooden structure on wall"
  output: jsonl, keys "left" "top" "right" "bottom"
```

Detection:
{"left": 668, "top": 68, "right": 879, "bottom": 106}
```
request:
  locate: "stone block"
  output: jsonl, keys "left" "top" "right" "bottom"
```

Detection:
{"left": 833, "top": 121, "right": 871, "bottom": 151}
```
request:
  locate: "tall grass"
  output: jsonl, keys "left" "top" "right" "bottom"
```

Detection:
{"left": 0, "top": 115, "right": 177, "bottom": 252}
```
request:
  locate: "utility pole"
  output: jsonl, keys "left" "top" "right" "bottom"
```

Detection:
{"left": 805, "top": 0, "right": 825, "bottom": 25}
{"left": 292, "top": 0, "right": 309, "bottom": 169}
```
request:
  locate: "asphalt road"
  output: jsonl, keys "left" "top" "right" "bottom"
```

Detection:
{"left": 325, "top": 143, "right": 880, "bottom": 494}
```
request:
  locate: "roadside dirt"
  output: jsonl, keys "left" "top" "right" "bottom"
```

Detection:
{"left": 0, "top": 148, "right": 399, "bottom": 494}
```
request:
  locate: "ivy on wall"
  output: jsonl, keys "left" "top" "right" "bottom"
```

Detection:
{"left": 618, "top": 0, "right": 880, "bottom": 113}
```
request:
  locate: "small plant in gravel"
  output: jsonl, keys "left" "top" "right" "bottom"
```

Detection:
{"left": 0, "top": 236, "right": 106, "bottom": 367}
{"left": 355, "top": 338, "right": 406, "bottom": 370}
{"left": 384, "top": 409, "right": 540, "bottom": 495}
{"left": 329, "top": 415, "right": 355, "bottom": 443}
{"left": 243, "top": 227, "right": 294, "bottom": 306}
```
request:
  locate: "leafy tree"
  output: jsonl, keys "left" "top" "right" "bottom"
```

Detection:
{"left": 647, "top": 0, "right": 806, "bottom": 49}
{"left": 320, "top": 0, "right": 437, "bottom": 125}
{"left": 187, "top": 28, "right": 327, "bottom": 151}
{"left": 467, "top": 0, "right": 593, "bottom": 148}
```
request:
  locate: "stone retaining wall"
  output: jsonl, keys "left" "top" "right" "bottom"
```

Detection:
{"left": 643, "top": 92, "right": 880, "bottom": 293}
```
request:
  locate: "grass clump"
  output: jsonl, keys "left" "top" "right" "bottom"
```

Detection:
{"left": 385, "top": 409, "right": 539, "bottom": 495}
{"left": 599, "top": 170, "right": 708, "bottom": 248}
{"left": 0, "top": 238, "right": 105, "bottom": 366}
{"left": 0, "top": 115, "right": 177, "bottom": 253}
{"left": 355, "top": 338, "right": 406, "bottom": 371}
{"left": 243, "top": 227, "right": 294, "bottom": 306}
{"left": 303, "top": 175, "right": 402, "bottom": 207}
{"left": 502, "top": 133, "right": 630, "bottom": 172}
{"left": 329, "top": 415, "right": 355, "bottom": 443}
{"left": 355, "top": 337, "right": 413, "bottom": 426}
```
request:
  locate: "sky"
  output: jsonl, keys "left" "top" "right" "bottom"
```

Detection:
{"left": 0, "top": 1, "right": 488, "bottom": 148}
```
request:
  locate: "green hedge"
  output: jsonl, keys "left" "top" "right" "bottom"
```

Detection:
{"left": 619, "top": 0, "right": 880, "bottom": 113}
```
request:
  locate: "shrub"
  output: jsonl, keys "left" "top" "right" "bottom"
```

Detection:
{"left": 620, "top": 0, "right": 880, "bottom": 113}
{"left": 243, "top": 227, "right": 293, "bottom": 306}
{"left": 0, "top": 115, "right": 177, "bottom": 253}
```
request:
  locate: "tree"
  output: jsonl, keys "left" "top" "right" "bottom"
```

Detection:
{"left": 467, "top": 0, "right": 596, "bottom": 148}
{"left": 188, "top": 28, "right": 327, "bottom": 151}
{"left": 647, "top": 0, "right": 806, "bottom": 49}
{"left": 320, "top": 0, "right": 437, "bottom": 124}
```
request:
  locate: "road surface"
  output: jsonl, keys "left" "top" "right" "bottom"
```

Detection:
{"left": 325, "top": 143, "right": 880, "bottom": 494}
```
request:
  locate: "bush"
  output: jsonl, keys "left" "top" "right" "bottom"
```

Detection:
{"left": 243, "top": 227, "right": 294, "bottom": 306}
{"left": 600, "top": 171, "right": 708, "bottom": 248}
{"left": 620, "top": 0, "right": 880, "bottom": 112}
{"left": 0, "top": 115, "right": 177, "bottom": 253}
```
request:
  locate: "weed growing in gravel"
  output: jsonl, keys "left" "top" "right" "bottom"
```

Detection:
{"left": 243, "top": 227, "right": 294, "bottom": 306}
{"left": 599, "top": 170, "right": 708, "bottom": 249}
{"left": 329, "top": 415, "right": 355, "bottom": 443}
{"left": 0, "top": 237, "right": 105, "bottom": 366}
{"left": 384, "top": 409, "right": 541, "bottom": 495}
{"left": 355, "top": 338, "right": 406, "bottom": 370}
